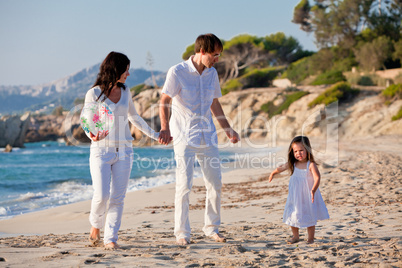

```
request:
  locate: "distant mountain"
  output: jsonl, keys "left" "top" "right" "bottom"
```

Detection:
{"left": 0, "top": 64, "right": 165, "bottom": 115}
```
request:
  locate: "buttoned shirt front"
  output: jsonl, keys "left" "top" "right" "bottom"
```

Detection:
{"left": 162, "top": 56, "right": 222, "bottom": 147}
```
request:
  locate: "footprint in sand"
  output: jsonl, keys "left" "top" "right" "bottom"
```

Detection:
{"left": 90, "top": 253, "right": 106, "bottom": 258}
{"left": 84, "top": 259, "right": 98, "bottom": 264}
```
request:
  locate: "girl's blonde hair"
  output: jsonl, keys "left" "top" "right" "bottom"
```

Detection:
{"left": 287, "top": 136, "right": 316, "bottom": 175}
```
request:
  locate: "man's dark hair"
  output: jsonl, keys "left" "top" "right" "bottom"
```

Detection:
{"left": 194, "top": 33, "right": 223, "bottom": 54}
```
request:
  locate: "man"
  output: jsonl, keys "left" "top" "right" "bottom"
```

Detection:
{"left": 159, "top": 33, "right": 240, "bottom": 245}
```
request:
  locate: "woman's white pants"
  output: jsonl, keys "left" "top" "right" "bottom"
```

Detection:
{"left": 89, "top": 147, "right": 133, "bottom": 244}
{"left": 173, "top": 141, "right": 222, "bottom": 241}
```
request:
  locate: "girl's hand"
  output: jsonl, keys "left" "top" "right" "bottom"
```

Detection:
{"left": 90, "top": 130, "right": 109, "bottom": 142}
{"left": 268, "top": 173, "right": 274, "bottom": 183}
{"left": 311, "top": 189, "right": 316, "bottom": 203}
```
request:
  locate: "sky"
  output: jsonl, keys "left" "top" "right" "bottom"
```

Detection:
{"left": 0, "top": 0, "right": 316, "bottom": 86}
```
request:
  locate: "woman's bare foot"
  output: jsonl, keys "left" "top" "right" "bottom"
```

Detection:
{"left": 211, "top": 233, "right": 226, "bottom": 243}
{"left": 287, "top": 237, "right": 300, "bottom": 244}
{"left": 104, "top": 242, "right": 120, "bottom": 249}
{"left": 88, "top": 227, "right": 100, "bottom": 246}
{"left": 176, "top": 238, "right": 190, "bottom": 245}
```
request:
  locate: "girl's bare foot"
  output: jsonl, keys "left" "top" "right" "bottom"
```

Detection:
{"left": 287, "top": 237, "right": 300, "bottom": 244}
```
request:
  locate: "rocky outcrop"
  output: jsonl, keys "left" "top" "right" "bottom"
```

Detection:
{"left": 131, "top": 89, "right": 161, "bottom": 146}
{"left": 25, "top": 115, "right": 65, "bottom": 142}
{"left": 0, "top": 112, "right": 31, "bottom": 147}
{"left": 217, "top": 85, "right": 402, "bottom": 144}
{"left": 18, "top": 85, "right": 402, "bottom": 147}
{"left": 125, "top": 86, "right": 402, "bottom": 146}
{"left": 25, "top": 112, "right": 90, "bottom": 145}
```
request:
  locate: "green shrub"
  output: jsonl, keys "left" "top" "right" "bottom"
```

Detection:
{"left": 285, "top": 86, "right": 299, "bottom": 92}
{"left": 392, "top": 106, "right": 402, "bottom": 121}
{"left": 357, "top": 76, "right": 375, "bottom": 86}
{"left": 308, "top": 82, "right": 359, "bottom": 108}
{"left": 73, "top": 98, "right": 85, "bottom": 106}
{"left": 261, "top": 91, "right": 309, "bottom": 118}
{"left": 311, "top": 70, "right": 346, "bottom": 85}
{"left": 52, "top": 105, "right": 64, "bottom": 116}
{"left": 240, "top": 67, "right": 282, "bottom": 88}
{"left": 182, "top": 44, "right": 195, "bottom": 60}
{"left": 282, "top": 57, "right": 311, "bottom": 84}
{"left": 221, "top": 79, "right": 243, "bottom": 95}
{"left": 382, "top": 84, "right": 402, "bottom": 100}
{"left": 394, "top": 73, "right": 402, "bottom": 84}
{"left": 371, "top": 76, "right": 392, "bottom": 87}
{"left": 345, "top": 72, "right": 391, "bottom": 86}
{"left": 221, "top": 67, "right": 283, "bottom": 95}
{"left": 131, "top": 84, "right": 148, "bottom": 96}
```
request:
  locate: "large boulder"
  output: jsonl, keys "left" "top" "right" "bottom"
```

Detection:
{"left": 0, "top": 112, "right": 31, "bottom": 147}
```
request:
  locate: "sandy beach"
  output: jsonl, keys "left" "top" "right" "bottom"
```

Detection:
{"left": 0, "top": 136, "right": 401, "bottom": 267}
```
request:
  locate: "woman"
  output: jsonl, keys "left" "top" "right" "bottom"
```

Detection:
{"left": 85, "top": 51, "right": 159, "bottom": 249}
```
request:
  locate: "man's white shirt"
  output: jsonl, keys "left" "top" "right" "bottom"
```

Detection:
{"left": 162, "top": 56, "right": 222, "bottom": 147}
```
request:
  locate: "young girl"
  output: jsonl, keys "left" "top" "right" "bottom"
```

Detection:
{"left": 268, "top": 136, "right": 329, "bottom": 244}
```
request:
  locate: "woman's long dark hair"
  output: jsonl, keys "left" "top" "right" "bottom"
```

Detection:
{"left": 93, "top": 51, "right": 130, "bottom": 101}
{"left": 287, "top": 136, "right": 316, "bottom": 175}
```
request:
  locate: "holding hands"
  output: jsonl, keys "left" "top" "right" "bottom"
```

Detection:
{"left": 158, "top": 129, "right": 173, "bottom": 145}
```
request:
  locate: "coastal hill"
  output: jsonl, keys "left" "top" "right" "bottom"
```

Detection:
{"left": 1, "top": 65, "right": 401, "bottom": 149}
{"left": 129, "top": 84, "right": 402, "bottom": 147}
{"left": 0, "top": 64, "right": 164, "bottom": 115}
{"left": 13, "top": 82, "right": 400, "bottom": 149}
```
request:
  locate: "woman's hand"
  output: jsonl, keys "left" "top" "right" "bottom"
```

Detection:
{"left": 89, "top": 130, "right": 109, "bottom": 142}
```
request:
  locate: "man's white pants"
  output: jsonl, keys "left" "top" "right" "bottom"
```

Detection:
{"left": 89, "top": 147, "right": 133, "bottom": 245}
{"left": 173, "top": 141, "right": 222, "bottom": 241}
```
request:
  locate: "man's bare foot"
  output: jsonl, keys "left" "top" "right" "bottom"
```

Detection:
{"left": 211, "top": 233, "right": 226, "bottom": 243}
{"left": 88, "top": 227, "right": 100, "bottom": 246}
{"left": 307, "top": 239, "right": 314, "bottom": 244}
{"left": 104, "top": 242, "right": 120, "bottom": 249}
{"left": 176, "top": 238, "right": 190, "bottom": 245}
{"left": 287, "top": 237, "right": 299, "bottom": 244}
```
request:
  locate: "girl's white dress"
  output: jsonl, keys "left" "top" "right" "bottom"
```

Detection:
{"left": 283, "top": 161, "right": 329, "bottom": 228}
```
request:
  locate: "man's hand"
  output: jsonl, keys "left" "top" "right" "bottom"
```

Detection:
{"left": 159, "top": 129, "right": 172, "bottom": 145}
{"left": 89, "top": 130, "right": 109, "bottom": 142}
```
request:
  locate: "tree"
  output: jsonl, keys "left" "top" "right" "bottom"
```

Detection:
{"left": 393, "top": 39, "right": 402, "bottom": 64}
{"left": 182, "top": 44, "right": 195, "bottom": 60}
{"left": 216, "top": 40, "right": 269, "bottom": 84}
{"left": 292, "top": 0, "right": 401, "bottom": 49}
{"left": 292, "top": 0, "right": 312, "bottom": 31}
{"left": 263, "top": 32, "right": 304, "bottom": 64}
{"left": 354, "top": 35, "right": 393, "bottom": 70}
{"left": 367, "top": 0, "right": 402, "bottom": 41}
{"left": 181, "top": 33, "right": 313, "bottom": 86}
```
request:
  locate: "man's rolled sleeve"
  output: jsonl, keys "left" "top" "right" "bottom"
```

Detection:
{"left": 162, "top": 68, "right": 180, "bottom": 98}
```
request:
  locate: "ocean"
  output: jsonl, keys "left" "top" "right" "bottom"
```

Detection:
{"left": 0, "top": 141, "right": 273, "bottom": 220}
